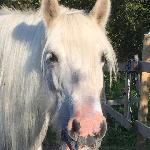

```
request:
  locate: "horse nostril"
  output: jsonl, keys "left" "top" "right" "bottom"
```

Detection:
{"left": 72, "top": 119, "right": 81, "bottom": 133}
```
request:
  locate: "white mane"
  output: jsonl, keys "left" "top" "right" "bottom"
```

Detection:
{"left": 0, "top": 7, "right": 49, "bottom": 150}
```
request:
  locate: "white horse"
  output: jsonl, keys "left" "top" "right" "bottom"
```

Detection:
{"left": 0, "top": 0, "right": 117, "bottom": 150}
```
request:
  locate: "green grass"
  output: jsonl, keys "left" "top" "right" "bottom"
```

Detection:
{"left": 100, "top": 115, "right": 136, "bottom": 150}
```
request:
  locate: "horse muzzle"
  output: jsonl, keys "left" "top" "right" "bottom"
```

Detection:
{"left": 61, "top": 119, "right": 107, "bottom": 150}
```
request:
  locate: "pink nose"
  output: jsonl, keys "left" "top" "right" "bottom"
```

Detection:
{"left": 67, "top": 105, "right": 106, "bottom": 137}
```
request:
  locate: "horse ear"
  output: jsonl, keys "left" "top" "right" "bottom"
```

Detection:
{"left": 42, "top": 0, "right": 60, "bottom": 27}
{"left": 90, "top": 0, "right": 111, "bottom": 28}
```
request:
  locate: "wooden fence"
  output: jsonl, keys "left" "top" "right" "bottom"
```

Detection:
{"left": 102, "top": 34, "right": 150, "bottom": 150}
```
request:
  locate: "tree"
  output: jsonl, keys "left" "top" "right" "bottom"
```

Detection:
{"left": 109, "top": 0, "right": 150, "bottom": 61}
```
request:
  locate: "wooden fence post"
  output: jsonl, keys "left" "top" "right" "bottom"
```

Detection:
{"left": 136, "top": 34, "right": 150, "bottom": 150}
{"left": 124, "top": 72, "right": 131, "bottom": 119}
{"left": 101, "top": 80, "right": 106, "bottom": 103}
{"left": 124, "top": 73, "right": 128, "bottom": 117}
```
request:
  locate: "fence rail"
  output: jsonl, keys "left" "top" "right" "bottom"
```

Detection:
{"left": 102, "top": 102, "right": 150, "bottom": 140}
{"left": 135, "top": 121, "right": 150, "bottom": 139}
{"left": 102, "top": 34, "right": 150, "bottom": 150}
{"left": 102, "top": 103, "right": 132, "bottom": 130}
{"left": 140, "top": 61, "right": 150, "bottom": 73}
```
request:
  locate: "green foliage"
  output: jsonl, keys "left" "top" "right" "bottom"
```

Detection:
{"left": 103, "top": 72, "right": 150, "bottom": 149}
{"left": 1, "top": 0, "right": 40, "bottom": 10}
{"left": 104, "top": 72, "right": 126, "bottom": 100}
{"left": 0, "top": 0, "right": 150, "bottom": 61}
{"left": 60, "top": 0, "right": 94, "bottom": 12}
{"left": 101, "top": 116, "right": 137, "bottom": 150}
{"left": 109, "top": 0, "right": 150, "bottom": 61}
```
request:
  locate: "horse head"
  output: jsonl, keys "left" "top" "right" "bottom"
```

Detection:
{"left": 41, "top": 0, "right": 117, "bottom": 149}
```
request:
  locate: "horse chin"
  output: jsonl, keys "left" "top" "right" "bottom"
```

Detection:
{"left": 63, "top": 142, "right": 102, "bottom": 150}
{"left": 77, "top": 136, "right": 102, "bottom": 150}
{"left": 60, "top": 143, "right": 102, "bottom": 150}
{"left": 60, "top": 130, "right": 103, "bottom": 150}
{"left": 78, "top": 145, "right": 101, "bottom": 150}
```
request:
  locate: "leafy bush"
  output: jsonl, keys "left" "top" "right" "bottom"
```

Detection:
{"left": 109, "top": 0, "right": 150, "bottom": 61}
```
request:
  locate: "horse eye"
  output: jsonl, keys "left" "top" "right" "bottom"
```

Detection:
{"left": 101, "top": 54, "right": 105, "bottom": 62}
{"left": 46, "top": 52, "right": 58, "bottom": 64}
